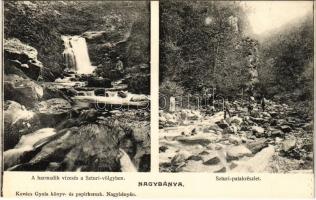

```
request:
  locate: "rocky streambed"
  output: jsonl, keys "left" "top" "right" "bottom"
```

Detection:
{"left": 159, "top": 100, "right": 313, "bottom": 173}
{"left": 4, "top": 69, "right": 150, "bottom": 172}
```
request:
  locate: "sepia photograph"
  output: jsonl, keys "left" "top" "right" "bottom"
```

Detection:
{"left": 3, "top": 1, "right": 150, "bottom": 172}
{"left": 159, "top": 1, "right": 314, "bottom": 173}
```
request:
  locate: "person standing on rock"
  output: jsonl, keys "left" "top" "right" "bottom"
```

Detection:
{"left": 115, "top": 57, "right": 124, "bottom": 72}
{"left": 169, "top": 96, "right": 176, "bottom": 113}
{"left": 261, "top": 95, "right": 266, "bottom": 112}
{"left": 224, "top": 99, "right": 231, "bottom": 119}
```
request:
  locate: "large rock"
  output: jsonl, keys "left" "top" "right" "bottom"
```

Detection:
{"left": 3, "top": 101, "right": 41, "bottom": 150}
{"left": 87, "top": 76, "right": 112, "bottom": 88}
{"left": 229, "top": 116, "right": 243, "bottom": 126}
{"left": 246, "top": 139, "right": 268, "bottom": 154}
{"left": 82, "top": 31, "right": 107, "bottom": 41}
{"left": 4, "top": 128, "right": 57, "bottom": 170}
{"left": 42, "top": 84, "right": 74, "bottom": 102}
{"left": 251, "top": 126, "right": 265, "bottom": 137}
{"left": 281, "top": 138, "right": 296, "bottom": 152}
{"left": 4, "top": 75, "right": 43, "bottom": 107}
{"left": 94, "top": 88, "right": 106, "bottom": 96}
{"left": 176, "top": 133, "right": 220, "bottom": 146}
{"left": 34, "top": 98, "right": 72, "bottom": 127}
{"left": 4, "top": 38, "right": 43, "bottom": 80}
{"left": 216, "top": 119, "right": 229, "bottom": 129}
{"left": 226, "top": 145, "right": 252, "bottom": 161}
{"left": 231, "top": 146, "right": 275, "bottom": 172}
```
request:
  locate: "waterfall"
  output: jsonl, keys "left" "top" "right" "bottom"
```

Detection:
{"left": 62, "top": 35, "right": 95, "bottom": 74}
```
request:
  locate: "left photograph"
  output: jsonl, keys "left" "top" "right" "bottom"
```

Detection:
{"left": 3, "top": 1, "right": 150, "bottom": 172}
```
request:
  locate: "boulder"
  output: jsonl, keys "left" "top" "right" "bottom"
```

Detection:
{"left": 270, "top": 129, "right": 284, "bottom": 138}
{"left": 231, "top": 146, "right": 275, "bottom": 172}
{"left": 42, "top": 84, "right": 74, "bottom": 102}
{"left": 203, "top": 156, "right": 221, "bottom": 165}
{"left": 176, "top": 133, "right": 220, "bottom": 145}
{"left": 87, "top": 76, "right": 112, "bottom": 88}
{"left": 281, "top": 138, "right": 296, "bottom": 152}
{"left": 216, "top": 119, "right": 229, "bottom": 129}
{"left": 246, "top": 139, "right": 268, "bottom": 154}
{"left": 4, "top": 75, "right": 43, "bottom": 107}
{"left": 4, "top": 128, "right": 57, "bottom": 169}
{"left": 118, "top": 91, "right": 128, "bottom": 98}
{"left": 4, "top": 38, "right": 43, "bottom": 80}
{"left": 226, "top": 145, "right": 252, "bottom": 161}
{"left": 187, "top": 155, "right": 203, "bottom": 161}
{"left": 3, "top": 101, "right": 41, "bottom": 150}
{"left": 230, "top": 116, "right": 243, "bottom": 126}
{"left": 228, "top": 135, "right": 242, "bottom": 145}
{"left": 223, "top": 126, "right": 237, "bottom": 134}
{"left": 94, "top": 88, "right": 106, "bottom": 96}
{"left": 82, "top": 31, "right": 107, "bottom": 40}
{"left": 34, "top": 98, "right": 72, "bottom": 127}
{"left": 251, "top": 126, "right": 265, "bottom": 137}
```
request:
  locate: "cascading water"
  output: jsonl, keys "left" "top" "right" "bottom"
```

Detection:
{"left": 62, "top": 35, "right": 95, "bottom": 74}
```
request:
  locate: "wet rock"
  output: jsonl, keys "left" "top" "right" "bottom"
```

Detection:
{"left": 94, "top": 88, "right": 106, "bottom": 96}
{"left": 4, "top": 75, "right": 43, "bottom": 107}
{"left": 118, "top": 91, "right": 128, "bottom": 98}
{"left": 87, "top": 76, "right": 112, "bottom": 88}
{"left": 4, "top": 38, "right": 43, "bottom": 80}
{"left": 4, "top": 101, "right": 41, "bottom": 150}
{"left": 78, "top": 109, "right": 100, "bottom": 124}
{"left": 4, "top": 128, "right": 57, "bottom": 169}
{"left": 226, "top": 145, "right": 252, "bottom": 161}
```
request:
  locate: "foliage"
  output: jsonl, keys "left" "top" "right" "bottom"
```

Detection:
{"left": 259, "top": 14, "right": 313, "bottom": 100}
{"left": 160, "top": 1, "right": 254, "bottom": 97}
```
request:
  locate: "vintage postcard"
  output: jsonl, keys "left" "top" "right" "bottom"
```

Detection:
{"left": 1, "top": 0, "right": 315, "bottom": 198}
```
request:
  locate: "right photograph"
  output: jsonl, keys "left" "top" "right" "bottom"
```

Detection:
{"left": 159, "top": 1, "right": 314, "bottom": 173}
